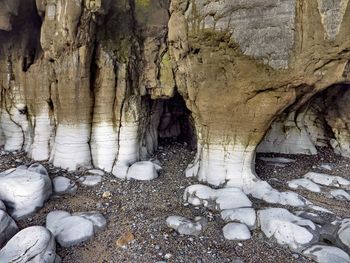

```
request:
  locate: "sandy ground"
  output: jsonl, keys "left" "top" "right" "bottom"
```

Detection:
{"left": 0, "top": 143, "right": 349, "bottom": 263}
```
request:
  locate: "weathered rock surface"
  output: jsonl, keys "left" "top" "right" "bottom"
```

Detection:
{"left": 0, "top": 164, "right": 52, "bottom": 219}
{"left": 184, "top": 185, "right": 252, "bottom": 211}
{"left": 303, "top": 244, "right": 350, "bottom": 263}
{"left": 222, "top": 223, "right": 251, "bottom": 241}
{"left": 221, "top": 208, "right": 257, "bottom": 230}
{"left": 166, "top": 216, "right": 207, "bottom": 236}
{"left": 258, "top": 208, "right": 318, "bottom": 250}
{"left": 78, "top": 175, "right": 102, "bottom": 187}
{"left": 288, "top": 178, "right": 322, "bottom": 193}
{"left": 305, "top": 172, "right": 350, "bottom": 189}
{"left": 46, "top": 210, "right": 106, "bottom": 247}
{"left": 337, "top": 219, "right": 350, "bottom": 254}
{"left": 0, "top": 210, "right": 18, "bottom": 248}
{"left": 0, "top": 226, "right": 59, "bottom": 263}
{"left": 0, "top": 0, "right": 348, "bottom": 191}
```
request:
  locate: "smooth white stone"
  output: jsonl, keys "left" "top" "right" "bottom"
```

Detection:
{"left": 126, "top": 161, "right": 158, "bottom": 181}
{"left": 258, "top": 208, "right": 317, "bottom": 250}
{"left": 244, "top": 180, "right": 310, "bottom": 207}
{"left": 329, "top": 189, "right": 350, "bottom": 201}
{"left": 53, "top": 176, "right": 77, "bottom": 195}
{"left": 166, "top": 216, "right": 207, "bottom": 236}
{"left": 46, "top": 210, "right": 106, "bottom": 247}
{"left": 0, "top": 164, "right": 52, "bottom": 219}
{"left": 319, "top": 164, "right": 332, "bottom": 171}
{"left": 222, "top": 223, "right": 251, "bottom": 241}
{"left": 221, "top": 208, "right": 256, "bottom": 229}
{"left": 303, "top": 245, "right": 350, "bottom": 263}
{"left": 0, "top": 226, "right": 58, "bottom": 263}
{"left": 288, "top": 178, "right": 322, "bottom": 193}
{"left": 73, "top": 211, "right": 107, "bottom": 232}
{"left": 304, "top": 172, "right": 350, "bottom": 189}
{"left": 78, "top": 175, "right": 102, "bottom": 186}
{"left": 184, "top": 184, "right": 252, "bottom": 211}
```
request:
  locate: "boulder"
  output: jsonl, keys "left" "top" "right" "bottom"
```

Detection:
{"left": 303, "top": 245, "right": 350, "bottom": 263}
{"left": 184, "top": 185, "right": 252, "bottom": 211}
{"left": 221, "top": 208, "right": 256, "bottom": 229}
{"left": 222, "top": 223, "right": 251, "bottom": 241}
{"left": 258, "top": 208, "right": 318, "bottom": 251}
{"left": 166, "top": 216, "right": 207, "bottom": 236}
{"left": 53, "top": 176, "right": 77, "bottom": 195}
{"left": 0, "top": 164, "right": 52, "bottom": 219}
{"left": 46, "top": 210, "right": 106, "bottom": 247}
{"left": 0, "top": 226, "right": 59, "bottom": 263}
{"left": 126, "top": 161, "right": 159, "bottom": 181}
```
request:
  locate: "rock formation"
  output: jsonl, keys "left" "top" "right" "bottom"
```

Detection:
{"left": 0, "top": 0, "right": 350, "bottom": 191}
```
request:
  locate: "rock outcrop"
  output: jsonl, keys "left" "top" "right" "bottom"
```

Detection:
{"left": 0, "top": 0, "right": 349, "bottom": 192}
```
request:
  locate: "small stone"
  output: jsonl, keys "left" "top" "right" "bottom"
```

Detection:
{"left": 79, "top": 175, "right": 102, "bottom": 187}
{"left": 164, "top": 253, "right": 172, "bottom": 259}
{"left": 102, "top": 191, "right": 112, "bottom": 198}
{"left": 116, "top": 230, "right": 135, "bottom": 247}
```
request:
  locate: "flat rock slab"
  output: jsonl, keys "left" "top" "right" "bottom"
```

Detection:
{"left": 245, "top": 180, "right": 310, "bottom": 207}
{"left": 0, "top": 163, "right": 52, "bottom": 219}
{"left": 295, "top": 211, "right": 327, "bottom": 225}
{"left": 288, "top": 178, "right": 322, "bottom": 193}
{"left": 0, "top": 210, "right": 18, "bottom": 248}
{"left": 222, "top": 223, "right": 251, "bottom": 241}
{"left": 329, "top": 190, "right": 350, "bottom": 201}
{"left": 0, "top": 226, "right": 59, "bottom": 263}
{"left": 166, "top": 216, "right": 207, "bottom": 236}
{"left": 221, "top": 208, "right": 256, "bottom": 229}
{"left": 46, "top": 210, "right": 106, "bottom": 247}
{"left": 258, "top": 208, "right": 318, "bottom": 251}
{"left": 53, "top": 176, "right": 77, "bottom": 195}
{"left": 126, "top": 161, "right": 159, "bottom": 181}
{"left": 304, "top": 172, "right": 350, "bottom": 190}
{"left": 184, "top": 185, "right": 252, "bottom": 211}
{"left": 78, "top": 175, "right": 102, "bottom": 187}
{"left": 303, "top": 245, "right": 350, "bottom": 263}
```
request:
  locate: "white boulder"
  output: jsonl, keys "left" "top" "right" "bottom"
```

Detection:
{"left": 222, "top": 223, "right": 251, "bottom": 241}
{"left": 46, "top": 210, "right": 106, "bottom": 247}
{"left": 303, "top": 245, "right": 350, "bottom": 263}
{"left": 78, "top": 175, "right": 102, "bottom": 186}
{"left": 0, "top": 164, "right": 52, "bottom": 219}
{"left": 287, "top": 178, "right": 322, "bottom": 193}
{"left": 258, "top": 208, "right": 318, "bottom": 250}
{"left": 304, "top": 172, "right": 350, "bottom": 190}
{"left": 0, "top": 226, "right": 59, "bottom": 263}
{"left": 329, "top": 190, "right": 350, "bottom": 201}
{"left": 166, "top": 216, "right": 207, "bottom": 236}
{"left": 221, "top": 208, "right": 256, "bottom": 229}
{"left": 184, "top": 185, "right": 252, "bottom": 211}
{"left": 53, "top": 176, "right": 77, "bottom": 195}
{"left": 126, "top": 161, "right": 159, "bottom": 181}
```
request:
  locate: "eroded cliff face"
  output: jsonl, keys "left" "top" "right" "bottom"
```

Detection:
{"left": 0, "top": 0, "right": 350, "bottom": 189}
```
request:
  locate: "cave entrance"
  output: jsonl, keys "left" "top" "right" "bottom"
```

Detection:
{"left": 257, "top": 83, "right": 350, "bottom": 157}
{"left": 155, "top": 92, "right": 197, "bottom": 150}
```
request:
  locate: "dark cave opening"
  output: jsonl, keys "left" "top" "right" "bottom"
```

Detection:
{"left": 156, "top": 92, "right": 197, "bottom": 150}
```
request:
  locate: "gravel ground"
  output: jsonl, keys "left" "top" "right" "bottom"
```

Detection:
{"left": 0, "top": 143, "right": 349, "bottom": 263}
